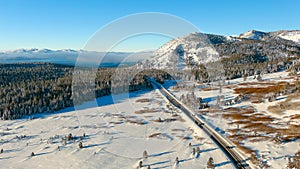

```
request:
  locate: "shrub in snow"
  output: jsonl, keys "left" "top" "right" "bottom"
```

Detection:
{"left": 138, "top": 161, "right": 143, "bottom": 168}
{"left": 243, "top": 75, "right": 247, "bottom": 81}
{"left": 287, "top": 151, "right": 300, "bottom": 169}
{"left": 250, "top": 153, "right": 259, "bottom": 165}
{"left": 79, "top": 142, "right": 83, "bottom": 149}
{"left": 192, "top": 148, "right": 196, "bottom": 155}
{"left": 67, "top": 133, "right": 73, "bottom": 141}
{"left": 175, "top": 157, "right": 179, "bottom": 165}
{"left": 196, "top": 147, "right": 200, "bottom": 154}
{"left": 207, "top": 157, "right": 215, "bottom": 168}
{"left": 257, "top": 74, "right": 263, "bottom": 81}
{"left": 143, "top": 150, "right": 148, "bottom": 159}
{"left": 273, "top": 133, "right": 283, "bottom": 144}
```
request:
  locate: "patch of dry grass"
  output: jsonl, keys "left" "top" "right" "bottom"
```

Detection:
{"left": 194, "top": 135, "right": 205, "bottom": 141}
{"left": 248, "top": 136, "right": 271, "bottom": 143}
{"left": 135, "top": 98, "right": 150, "bottom": 103}
{"left": 267, "top": 105, "right": 283, "bottom": 114}
{"left": 222, "top": 106, "right": 256, "bottom": 120}
{"left": 171, "top": 128, "right": 185, "bottom": 132}
{"left": 126, "top": 119, "right": 147, "bottom": 125}
{"left": 238, "top": 82, "right": 276, "bottom": 86}
{"left": 285, "top": 93, "right": 298, "bottom": 102}
{"left": 290, "top": 114, "right": 300, "bottom": 120}
{"left": 223, "top": 84, "right": 238, "bottom": 89}
{"left": 148, "top": 133, "right": 162, "bottom": 138}
{"left": 248, "top": 115, "right": 274, "bottom": 122}
{"left": 267, "top": 95, "right": 300, "bottom": 114}
{"left": 234, "top": 81, "right": 291, "bottom": 95}
{"left": 134, "top": 108, "right": 160, "bottom": 114}
{"left": 232, "top": 140, "right": 255, "bottom": 154}
{"left": 221, "top": 106, "right": 300, "bottom": 145}
{"left": 249, "top": 96, "right": 265, "bottom": 104}
{"left": 198, "top": 108, "right": 221, "bottom": 113}
{"left": 201, "top": 87, "right": 219, "bottom": 91}
{"left": 228, "top": 120, "right": 251, "bottom": 125}
{"left": 243, "top": 123, "right": 276, "bottom": 133}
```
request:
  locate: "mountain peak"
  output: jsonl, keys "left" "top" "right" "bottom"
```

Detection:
{"left": 139, "top": 29, "right": 300, "bottom": 70}
{"left": 239, "top": 30, "right": 267, "bottom": 40}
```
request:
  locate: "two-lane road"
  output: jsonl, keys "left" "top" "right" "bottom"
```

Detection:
{"left": 148, "top": 77, "right": 254, "bottom": 169}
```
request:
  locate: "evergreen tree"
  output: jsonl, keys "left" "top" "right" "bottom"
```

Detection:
{"left": 138, "top": 161, "right": 143, "bottom": 168}
{"left": 79, "top": 142, "right": 83, "bottom": 149}
{"left": 207, "top": 157, "right": 215, "bottom": 168}
{"left": 143, "top": 150, "right": 148, "bottom": 159}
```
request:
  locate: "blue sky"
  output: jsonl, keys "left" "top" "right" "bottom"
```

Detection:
{"left": 0, "top": 0, "right": 299, "bottom": 51}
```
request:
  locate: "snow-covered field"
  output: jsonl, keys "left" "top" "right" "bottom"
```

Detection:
{"left": 167, "top": 71, "right": 300, "bottom": 168}
{"left": 0, "top": 88, "right": 235, "bottom": 168}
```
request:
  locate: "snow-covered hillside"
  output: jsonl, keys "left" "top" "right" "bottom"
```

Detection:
{"left": 138, "top": 29, "right": 300, "bottom": 71}
{"left": 138, "top": 33, "right": 220, "bottom": 70}
{"left": 239, "top": 30, "right": 267, "bottom": 40}
{"left": 273, "top": 30, "right": 300, "bottom": 44}
{"left": 238, "top": 29, "right": 300, "bottom": 44}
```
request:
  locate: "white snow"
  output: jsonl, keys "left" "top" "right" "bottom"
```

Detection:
{"left": 0, "top": 88, "right": 235, "bottom": 168}
{"left": 276, "top": 30, "right": 300, "bottom": 44}
{"left": 166, "top": 70, "right": 300, "bottom": 168}
{"left": 239, "top": 30, "right": 265, "bottom": 40}
{"left": 138, "top": 33, "right": 220, "bottom": 70}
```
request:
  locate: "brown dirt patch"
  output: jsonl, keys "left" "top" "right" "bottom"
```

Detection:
{"left": 134, "top": 108, "right": 160, "bottom": 114}
{"left": 136, "top": 98, "right": 150, "bottom": 103}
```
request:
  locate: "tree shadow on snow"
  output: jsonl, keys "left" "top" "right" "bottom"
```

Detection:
{"left": 215, "top": 161, "right": 231, "bottom": 167}
{"left": 179, "top": 157, "right": 193, "bottom": 163}
{"left": 84, "top": 141, "right": 111, "bottom": 148}
{"left": 201, "top": 147, "right": 217, "bottom": 153}
{"left": 152, "top": 165, "right": 172, "bottom": 169}
{"left": 34, "top": 151, "right": 52, "bottom": 156}
{"left": 148, "top": 160, "right": 171, "bottom": 166}
{"left": 150, "top": 150, "right": 175, "bottom": 157}
{"left": 0, "top": 156, "right": 15, "bottom": 160}
{"left": 192, "top": 143, "right": 204, "bottom": 147}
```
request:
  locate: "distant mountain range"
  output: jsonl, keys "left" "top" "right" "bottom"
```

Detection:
{"left": 0, "top": 49, "right": 153, "bottom": 67}
{"left": 2, "top": 30, "right": 300, "bottom": 69}
{"left": 138, "top": 30, "right": 300, "bottom": 70}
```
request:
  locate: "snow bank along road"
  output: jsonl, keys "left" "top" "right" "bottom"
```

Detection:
{"left": 148, "top": 77, "right": 254, "bottom": 169}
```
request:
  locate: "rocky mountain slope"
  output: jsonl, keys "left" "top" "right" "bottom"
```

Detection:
{"left": 139, "top": 30, "right": 300, "bottom": 70}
